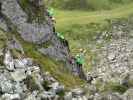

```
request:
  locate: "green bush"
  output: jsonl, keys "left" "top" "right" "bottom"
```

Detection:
{"left": 24, "top": 75, "right": 40, "bottom": 92}
{"left": 42, "top": 80, "right": 51, "bottom": 91}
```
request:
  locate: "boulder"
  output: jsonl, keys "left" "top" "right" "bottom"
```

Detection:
{"left": 24, "top": 91, "right": 38, "bottom": 100}
{"left": 49, "top": 82, "right": 64, "bottom": 94}
{"left": 108, "top": 53, "right": 116, "bottom": 61}
{"left": 11, "top": 69, "right": 26, "bottom": 82}
{"left": 64, "top": 92, "right": 72, "bottom": 100}
{"left": 0, "top": 73, "right": 14, "bottom": 93}
{"left": 4, "top": 50, "right": 14, "bottom": 71}
{"left": 39, "top": 91, "right": 56, "bottom": 100}
{"left": 1, "top": 93, "right": 20, "bottom": 100}
{"left": 71, "top": 88, "right": 84, "bottom": 97}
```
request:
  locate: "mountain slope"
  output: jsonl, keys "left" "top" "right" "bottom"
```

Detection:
{"left": 0, "top": 0, "right": 85, "bottom": 89}
{"left": 55, "top": 3, "right": 133, "bottom": 71}
{"left": 56, "top": 3, "right": 133, "bottom": 30}
{"left": 48, "top": 0, "right": 133, "bottom": 10}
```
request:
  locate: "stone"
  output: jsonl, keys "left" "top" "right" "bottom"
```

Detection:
{"left": 39, "top": 91, "right": 56, "bottom": 99}
{"left": 11, "top": 69, "right": 26, "bottom": 82}
{"left": 0, "top": 73, "right": 14, "bottom": 93}
{"left": 64, "top": 92, "right": 72, "bottom": 100}
{"left": 14, "top": 58, "right": 32, "bottom": 69}
{"left": 14, "top": 82, "right": 25, "bottom": 94}
{"left": 50, "top": 82, "right": 64, "bottom": 94}
{"left": 108, "top": 53, "right": 116, "bottom": 61}
{"left": 4, "top": 50, "right": 14, "bottom": 71}
{"left": 71, "top": 88, "right": 84, "bottom": 97}
{"left": 1, "top": 93, "right": 20, "bottom": 100}
{"left": 0, "top": 49, "right": 4, "bottom": 56}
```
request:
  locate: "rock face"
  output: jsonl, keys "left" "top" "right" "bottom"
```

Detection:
{"left": 0, "top": 0, "right": 87, "bottom": 99}
{"left": 0, "top": 0, "right": 68, "bottom": 61}
{"left": 0, "top": 0, "right": 85, "bottom": 78}
{"left": 2, "top": 0, "right": 133, "bottom": 99}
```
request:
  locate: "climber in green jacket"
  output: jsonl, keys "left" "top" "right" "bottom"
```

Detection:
{"left": 76, "top": 54, "right": 84, "bottom": 66}
{"left": 47, "top": 8, "right": 56, "bottom": 22}
{"left": 75, "top": 49, "right": 86, "bottom": 79}
{"left": 75, "top": 49, "right": 86, "bottom": 67}
{"left": 56, "top": 32, "right": 69, "bottom": 49}
{"left": 47, "top": 8, "right": 54, "bottom": 17}
{"left": 56, "top": 32, "right": 65, "bottom": 40}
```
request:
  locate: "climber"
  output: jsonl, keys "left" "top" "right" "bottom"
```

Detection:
{"left": 56, "top": 32, "right": 70, "bottom": 51}
{"left": 75, "top": 49, "right": 86, "bottom": 71}
{"left": 47, "top": 8, "right": 54, "bottom": 17}
{"left": 75, "top": 49, "right": 86, "bottom": 79}
{"left": 46, "top": 8, "right": 56, "bottom": 33}
{"left": 47, "top": 8, "right": 56, "bottom": 23}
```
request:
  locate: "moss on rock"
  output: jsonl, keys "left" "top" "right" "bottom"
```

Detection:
{"left": 19, "top": 0, "right": 45, "bottom": 23}
{"left": 24, "top": 75, "right": 40, "bottom": 92}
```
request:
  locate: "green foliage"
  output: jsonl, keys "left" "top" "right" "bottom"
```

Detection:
{"left": 0, "top": 56, "right": 4, "bottom": 66}
{"left": 42, "top": 80, "right": 51, "bottom": 91}
{"left": 10, "top": 49, "right": 22, "bottom": 59}
{"left": 0, "top": 30, "right": 7, "bottom": 49}
{"left": 24, "top": 75, "right": 40, "bottom": 92}
{"left": 57, "top": 90, "right": 65, "bottom": 99}
{"left": 0, "top": 31, "right": 7, "bottom": 66}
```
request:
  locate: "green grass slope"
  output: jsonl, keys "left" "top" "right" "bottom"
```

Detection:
{"left": 55, "top": 3, "right": 133, "bottom": 30}
{"left": 10, "top": 31, "right": 85, "bottom": 89}
{"left": 54, "top": 3, "right": 133, "bottom": 72}
{"left": 47, "top": 0, "right": 133, "bottom": 10}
